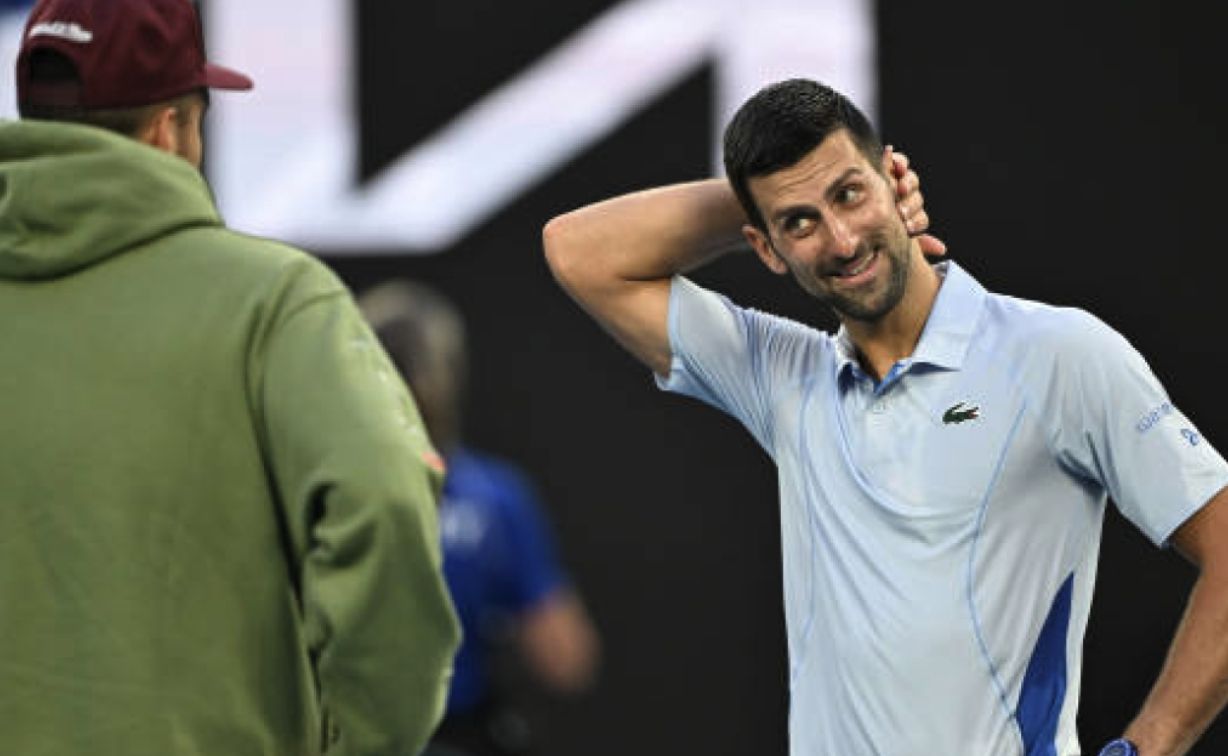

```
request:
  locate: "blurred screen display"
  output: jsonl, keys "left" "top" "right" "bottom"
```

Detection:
{"left": 2, "top": 0, "right": 874, "bottom": 255}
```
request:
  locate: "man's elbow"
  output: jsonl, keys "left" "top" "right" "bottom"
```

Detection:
{"left": 544, "top": 212, "right": 610, "bottom": 298}
{"left": 542, "top": 213, "right": 579, "bottom": 286}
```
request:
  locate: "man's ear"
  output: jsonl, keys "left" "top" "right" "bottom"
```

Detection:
{"left": 743, "top": 224, "right": 788, "bottom": 276}
{"left": 135, "top": 105, "right": 181, "bottom": 157}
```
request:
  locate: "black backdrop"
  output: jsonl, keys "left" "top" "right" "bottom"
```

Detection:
{"left": 319, "top": 1, "right": 1228, "bottom": 753}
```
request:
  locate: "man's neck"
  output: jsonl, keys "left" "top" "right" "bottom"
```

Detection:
{"left": 842, "top": 252, "right": 942, "bottom": 382}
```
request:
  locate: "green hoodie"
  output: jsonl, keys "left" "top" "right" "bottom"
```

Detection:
{"left": 0, "top": 120, "right": 460, "bottom": 755}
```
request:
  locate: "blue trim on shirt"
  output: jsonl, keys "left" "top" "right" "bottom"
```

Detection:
{"left": 966, "top": 408, "right": 1029, "bottom": 723}
{"left": 1016, "top": 573, "right": 1075, "bottom": 756}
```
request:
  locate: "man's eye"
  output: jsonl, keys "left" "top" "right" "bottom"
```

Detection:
{"left": 836, "top": 185, "right": 865, "bottom": 204}
{"left": 784, "top": 215, "right": 816, "bottom": 236}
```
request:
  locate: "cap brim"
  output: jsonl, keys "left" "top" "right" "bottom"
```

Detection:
{"left": 203, "top": 62, "right": 253, "bottom": 91}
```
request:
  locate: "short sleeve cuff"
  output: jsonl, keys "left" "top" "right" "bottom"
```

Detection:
{"left": 1151, "top": 474, "right": 1228, "bottom": 548}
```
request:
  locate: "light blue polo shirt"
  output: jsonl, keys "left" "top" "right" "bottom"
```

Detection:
{"left": 658, "top": 261, "right": 1228, "bottom": 756}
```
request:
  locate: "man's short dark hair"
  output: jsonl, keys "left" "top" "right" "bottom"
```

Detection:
{"left": 19, "top": 48, "right": 200, "bottom": 137}
{"left": 723, "top": 78, "right": 883, "bottom": 232}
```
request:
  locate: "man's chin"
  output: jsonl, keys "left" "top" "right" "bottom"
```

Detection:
{"left": 828, "top": 277, "right": 911, "bottom": 321}
{"left": 833, "top": 300, "right": 893, "bottom": 323}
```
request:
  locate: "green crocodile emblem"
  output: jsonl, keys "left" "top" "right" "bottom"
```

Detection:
{"left": 942, "top": 402, "right": 980, "bottom": 425}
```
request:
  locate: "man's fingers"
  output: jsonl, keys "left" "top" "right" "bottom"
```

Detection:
{"left": 897, "top": 193, "right": 923, "bottom": 228}
{"left": 889, "top": 146, "right": 910, "bottom": 177}
{"left": 917, "top": 233, "right": 948, "bottom": 258}
{"left": 895, "top": 169, "right": 919, "bottom": 199}
{"left": 902, "top": 203, "right": 949, "bottom": 258}
{"left": 889, "top": 145, "right": 942, "bottom": 255}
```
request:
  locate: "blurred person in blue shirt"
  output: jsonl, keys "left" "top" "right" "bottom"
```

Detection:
{"left": 360, "top": 280, "right": 600, "bottom": 756}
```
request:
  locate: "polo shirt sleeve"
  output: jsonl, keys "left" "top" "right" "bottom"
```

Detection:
{"left": 1045, "top": 310, "right": 1228, "bottom": 546}
{"left": 656, "top": 275, "right": 816, "bottom": 455}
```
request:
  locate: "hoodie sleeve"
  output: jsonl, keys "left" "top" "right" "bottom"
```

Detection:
{"left": 255, "top": 270, "right": 460, "bottom": 756}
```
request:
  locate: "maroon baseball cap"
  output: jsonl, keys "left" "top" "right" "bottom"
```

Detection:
{"left": 16, "top": 0, "right": 253, "bottom": 110}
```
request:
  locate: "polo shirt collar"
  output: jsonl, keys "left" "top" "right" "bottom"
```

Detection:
{"left": 834, "top": 260, "right": 987, "bottom": 381}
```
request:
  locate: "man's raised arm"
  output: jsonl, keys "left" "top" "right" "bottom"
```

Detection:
{"left": 542, "top": 179, "right": 747, "bottom": 377}
{"left": 543, "top": 150, "right": 941, "bottom": 377}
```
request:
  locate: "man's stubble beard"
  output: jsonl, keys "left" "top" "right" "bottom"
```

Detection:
{"left": 793, "top": 224, "right": 913, "bottom": 323}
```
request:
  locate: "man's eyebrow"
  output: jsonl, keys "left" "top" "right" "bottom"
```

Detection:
{"left": 768, "top": 167, "right": 866, "bottom": 225}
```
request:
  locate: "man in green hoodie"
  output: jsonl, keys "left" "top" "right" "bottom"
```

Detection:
{"left": 0, "top": 0, "right": 461, "bottom": 754}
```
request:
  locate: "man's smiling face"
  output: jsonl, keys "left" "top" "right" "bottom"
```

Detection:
{"left": 742, "top": 129, "right": 914, "bottom": 322}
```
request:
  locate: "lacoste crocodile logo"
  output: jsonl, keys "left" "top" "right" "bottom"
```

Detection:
{"left": 942, "top": 402, "right": 980, "bottom": 425}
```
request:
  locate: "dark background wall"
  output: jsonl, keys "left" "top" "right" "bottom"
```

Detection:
{"left": 324, "top": 1, "right": 1228, "bottom": 753}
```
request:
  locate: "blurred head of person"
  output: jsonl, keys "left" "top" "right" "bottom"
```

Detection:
{"left": 15, "top": 0, "right": 253, "bottom": 168}
{"left": 359, "top": 280, "right": 468, "bottom": 455}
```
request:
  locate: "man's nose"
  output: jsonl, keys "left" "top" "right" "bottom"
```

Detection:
{"left": 827, "top": 216, "right": 858, "bottom": 258}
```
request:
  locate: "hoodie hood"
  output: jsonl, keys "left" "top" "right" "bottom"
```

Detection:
{"left": 0, "top": 119, "right": 221, "bottom": 280}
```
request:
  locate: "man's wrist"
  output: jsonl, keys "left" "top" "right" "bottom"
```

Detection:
{"left": 1099, "top": 738, "right": 1139, "bottom": 756}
